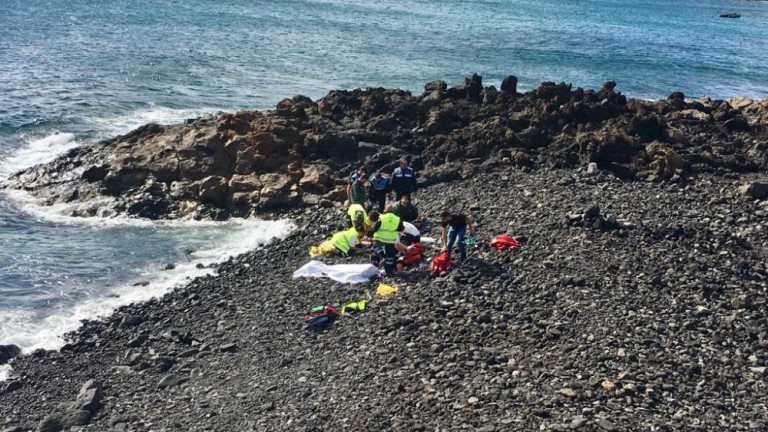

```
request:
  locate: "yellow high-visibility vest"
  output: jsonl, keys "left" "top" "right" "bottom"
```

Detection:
{"left": 373, "top": 213, "right": 400, "bottom": 244}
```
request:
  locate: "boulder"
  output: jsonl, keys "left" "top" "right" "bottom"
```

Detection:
{"left": 81, "top": 164, "right": 109, "bottom": 182}
{"left": 73, "top": 380, "right": 102, "bottom": 414}
{"left": 500, "top": 75, "right": 518, "bottom": 94}
{"left": 35, "top": 414, "right": 64, "bottom": 432}
{"left": 668, "top": 91, "right": 685, "bottom": 101}
{"left": 103, "top": 168, "right": 148, "bottom": 194}
{"left": 739, "top": 182, "right": 768, "bottom": 200}
{"left": 298, "top": 164, "right": 333, "bottom": 194}
{"left": 197, "top": 176, "right": 228, "bottom": 207}
{"left": 729, "top": 97, "right": 755, "bottom": 110}
{"left": 424, "top": 80, "right": 447, "bottom": 93}
{"left": 423, "top": 108, "right": 463, "bottom": 134}
{"left": 310, "top": 132, "right": 359, "bottom": 161}
{"left": 228, "top": 174, "right": 261, "bottom": 194}
{"left": 0, "top": 344, "right": 21, "bottom": 364}
{"left": 645, "top": 142, "right": 684, "bottom": 180}
{"left": 258, "top": 174, "right": 294, "bottom": 208}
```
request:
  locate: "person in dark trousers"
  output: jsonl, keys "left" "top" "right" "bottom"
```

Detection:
{"left": 347, "top": 173, "right": 367, "bottom": 206}
{"left": 440, "top": 211, "right": 475, "bottom": 262}
{"left": 391, "top": 157, "right": 416, "bottom": 200}
{"left": 366, "top": 207, "right": 404, "bottom": 275}
{"left": 368, "top": 171, "right": 389, "bottom": 212}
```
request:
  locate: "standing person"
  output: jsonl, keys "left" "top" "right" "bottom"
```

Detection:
{"left": 347, "top": 173, "right": 368, "bottom": 206}
{"left": 366, "top": 207, "right": 404, "bottom": 275}
{"left": 440, "top": 211, "right": 475, "bottom": 263}
{"left": 391, "top": 157, "right": 416, "bottom": 200}
{"left": 368, "top": 171, "right": 389, "bottom": 212}
{"left": 349, "top": 166, "right": 367, "bottom": 183}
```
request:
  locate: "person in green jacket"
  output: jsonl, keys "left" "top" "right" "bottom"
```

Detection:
{"left": 392, "top": 195, "right": 423, "bottom": 229}
{"left": 347, "top": 173, "right": 367, "bottom": 206}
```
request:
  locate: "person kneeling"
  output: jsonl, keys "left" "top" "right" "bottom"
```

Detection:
{"left": 330, "top": 227, "right": 361, "bottom": 257}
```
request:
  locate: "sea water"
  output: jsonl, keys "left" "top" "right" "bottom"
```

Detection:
{"left": 1, "top": 0, "right": 767, "bottom": 370}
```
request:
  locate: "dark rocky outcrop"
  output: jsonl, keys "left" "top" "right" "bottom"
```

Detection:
{"left": 3, "top": 77, "right": 768, "bottom": 220}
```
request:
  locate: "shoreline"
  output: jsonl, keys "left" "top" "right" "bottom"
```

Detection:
{"left": 0, "top": 77, "right": 767, "bottom": 431}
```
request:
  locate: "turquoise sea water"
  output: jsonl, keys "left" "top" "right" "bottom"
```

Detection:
{"left": 1, "top": 0, "right": 767, "bottom": 355}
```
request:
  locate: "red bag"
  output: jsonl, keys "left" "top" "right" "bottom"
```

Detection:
{"left": 489, "top": 234, "right": 521, "bottom": 251}
{"left": 430, "top": 252, "right": 452, "bottom": 275}
{"left": 401, "top": 243, "right": 424, "bottom": 266}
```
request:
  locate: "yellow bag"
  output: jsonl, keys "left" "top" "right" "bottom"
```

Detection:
{"left": 376, "top": 283, "right": 399, "bottom": 296}
{"left": 309, "top": 240, "right": 337, "bottom": 258}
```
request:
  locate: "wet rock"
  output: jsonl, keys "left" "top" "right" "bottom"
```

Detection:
{"left": 0, "top": 345, "right": 21, "bottom": 364}
{"left": 3, "top": 380, "right": 22, "bottom": 394}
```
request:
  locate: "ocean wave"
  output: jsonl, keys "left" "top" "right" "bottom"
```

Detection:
{"left": 0, "top": 104, "right": 225, "bottom": 180}
{"left": 0, "top": 132, "right": 79, "bottom": 178}
{"left": 0, "top": 215, "right": 295, "bottom": 355}
{"left": 83, "top": 104, "right": 223, "bottom": 138}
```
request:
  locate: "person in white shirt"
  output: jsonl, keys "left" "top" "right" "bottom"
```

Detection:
{"left": 395, "top": 221, "right": 421, "bottom": 253}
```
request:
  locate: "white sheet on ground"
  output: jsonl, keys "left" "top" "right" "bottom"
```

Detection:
{"left": 292, "top": 260, "right": 380, "bottom": 284}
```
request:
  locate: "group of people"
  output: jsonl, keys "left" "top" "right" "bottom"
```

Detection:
{"left": 322, "top": 157, "right": 474, "bottom": 276}
{"left": 346, "top": 157, "right": 418, "bottom": 212}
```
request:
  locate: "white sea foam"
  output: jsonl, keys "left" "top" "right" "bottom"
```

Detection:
{"left": 0, "top": 216, "right": 295, "bottom": 356}
{"left": 0, "top": 132, "right": 79, "bottom": 178}
{"left": 0, "top": 104, "right": 223, "bottom": 180}
{"left": 84, "top": 104, "right": 222, "bottom": 138}
{"left": 0, "top": 365, "right": 10, "bottom": 381}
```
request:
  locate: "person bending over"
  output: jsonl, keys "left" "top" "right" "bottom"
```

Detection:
{"left": 440, "top": 211, "right": 475, "bottom": 262}
{"left": 366, "top": 207, "right": 404, "bottom": 275}
{"left": 395, "top": 221, "right": 421, "bottom": 254}
{"left": 330, "top": 227, "right": 361, "bottom": 257}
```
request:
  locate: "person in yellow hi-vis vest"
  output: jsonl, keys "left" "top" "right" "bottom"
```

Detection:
{"left": 347, "top": 203, "right": 373, "bottom": 232}
{"left": 365, "top": 205, "right": 404, "bottom": 274}
{"left": 330, "top": 226, "right": 361, "bottom": 256}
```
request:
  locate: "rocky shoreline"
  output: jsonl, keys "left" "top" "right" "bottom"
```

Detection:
{"left": 1, "top": 78, "right": 768, "bottom": 431}
{"left": 3, "top": 76, "right": 767, "bottom": 219}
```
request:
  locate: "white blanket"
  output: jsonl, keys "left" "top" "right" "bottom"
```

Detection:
{"left": 292, "top": 260, "right": 380, "bottom": 284}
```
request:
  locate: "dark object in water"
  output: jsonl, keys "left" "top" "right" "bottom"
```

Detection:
{"left": 719, "top": 13, "right": 741, "bottom": 19}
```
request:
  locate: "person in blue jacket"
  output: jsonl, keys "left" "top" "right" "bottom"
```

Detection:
{"left": 391, "top": 157, "right": 416, "bottom": 200}
{"left": 368, "top": 171, "right": 389, "bottom": 212}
